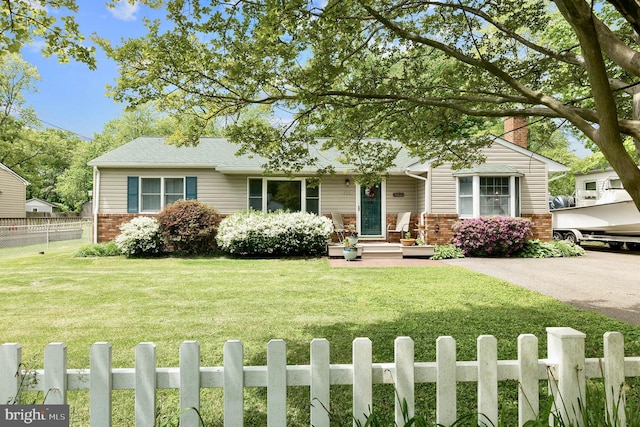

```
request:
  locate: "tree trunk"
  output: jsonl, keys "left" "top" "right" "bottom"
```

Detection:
{"left": 555, "top": 0, "right": 640, "bottom": 211}
{"left": 633, "top": 87, "right": 640, "bottom": 163}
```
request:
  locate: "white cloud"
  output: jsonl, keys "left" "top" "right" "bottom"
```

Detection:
{"left": 108, "top": 1, "right": 140, "bottom": 21}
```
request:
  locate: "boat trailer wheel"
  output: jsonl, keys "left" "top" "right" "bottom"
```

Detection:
{"left": 627, "top": 242, "right": 640, "bottom": 251}
{"left": 562, "top": 231, "right": 578, "bottom": 244}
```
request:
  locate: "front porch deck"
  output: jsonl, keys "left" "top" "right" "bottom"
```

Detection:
{"left": 328, "top": 242, "right": 434, "bottom": 259}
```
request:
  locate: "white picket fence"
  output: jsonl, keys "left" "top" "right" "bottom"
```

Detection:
{"left": 2, "top": 327, "right": 640, "bottom": 427}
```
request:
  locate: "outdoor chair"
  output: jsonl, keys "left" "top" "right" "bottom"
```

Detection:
{"left": 331, "top": 212, "right": 346, "bottom": 241}
{"left": 386, "top": 211, "right": 411, "bottom": 242}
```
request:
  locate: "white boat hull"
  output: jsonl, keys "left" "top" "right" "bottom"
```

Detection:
{"left": 552, "top": 200, "right": 640, "bottom": 236}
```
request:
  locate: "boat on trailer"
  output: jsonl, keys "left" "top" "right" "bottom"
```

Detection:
{"left": 551, "top": 168, "right": 640, "bottom": 250}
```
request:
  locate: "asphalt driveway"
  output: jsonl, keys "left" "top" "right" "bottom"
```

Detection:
{"left": 442, "top": 249, "right": 640, "bottom": 326}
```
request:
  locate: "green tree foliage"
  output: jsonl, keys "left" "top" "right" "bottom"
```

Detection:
{"left": 0, "top": 0, "right": 95, "bottom": 67}
{"left": 18, "top": 128, "right": 82, "bottom": 204}
{"left": 0, "top": 53, "right": 40, "bottom": 167}
{"left": 102, "top": 0, "right": 640, "bottom": 210}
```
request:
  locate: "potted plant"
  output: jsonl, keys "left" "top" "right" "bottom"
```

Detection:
{"left": 342, "top": 237, "right": 358, "bottom": 261}
{"left": 346, "top": 224, "right": 359, "bottom": 245}
{"left": 400, "top": 231, "right": 416, "bottom": 246}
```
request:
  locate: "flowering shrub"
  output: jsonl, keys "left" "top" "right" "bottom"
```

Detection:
{"left": 114, "top": 216, "right": 164, "bottom": 257}
{"left": 217, "top": 210, "right": 334, "bottom": 256}
{"left": 452, "top": 216, "right": 532, "bottom": 257}
{"left": 158, "top": 200, "right": 221, "bottom": 255}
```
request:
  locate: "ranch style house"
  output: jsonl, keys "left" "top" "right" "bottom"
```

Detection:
{"left": 88, "top": 117, "right": 567, "bottom": 245}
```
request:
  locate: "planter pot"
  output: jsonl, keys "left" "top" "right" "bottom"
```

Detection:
{"left": 343, "top": 247, "right": 358, "bottom": 261}
{"left": 400, "top": 239, "right": 416, "bottom": 246}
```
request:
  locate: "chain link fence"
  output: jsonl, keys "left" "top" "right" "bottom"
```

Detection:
{"left": 0, "top": 219, "right": 89, "bottom": 249}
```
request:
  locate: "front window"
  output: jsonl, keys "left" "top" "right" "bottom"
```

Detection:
{"left": 141, "top": 178, "right": 161, "bottom": 212}
{"left": 267, "top": 180, "right": 302, "bottom": 211}
{"left": 457, "top": 175, "right": 521, "bottom": 218}
{"left": 165, "top": 178, "right": 185, "bottom": 206}
{"left": 458, "top": 177, "right": 473, "bottom": 217}
{"left": 248, "top": 178, "right": 319, "bottom": 213}
{"left": 140, "top": 177, "right": 184, "bottom": 212}
{"left": 480, "top": 177, "right": 510, "bottom": 216}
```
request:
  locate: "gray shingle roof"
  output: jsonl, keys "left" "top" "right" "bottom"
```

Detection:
{"left": 87, "top": 137, "right": 421, "bottom": 173}
{"left": 88, "top": 136, "right": 568, "bottom": 174}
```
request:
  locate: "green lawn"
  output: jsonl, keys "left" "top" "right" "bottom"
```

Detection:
{"left": 2, "top": 240, "right": 640, "bottom": 426}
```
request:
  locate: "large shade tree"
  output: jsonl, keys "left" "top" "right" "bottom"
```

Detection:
{"left": 101, "top": 0, "right": 640, "bottom": 210}
{"left": 1, "top": 0, "right": 96, "bottom": 67}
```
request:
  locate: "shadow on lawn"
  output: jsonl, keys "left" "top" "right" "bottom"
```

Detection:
{"left": 237, "top": 301, "right": 640, "bottom": 427}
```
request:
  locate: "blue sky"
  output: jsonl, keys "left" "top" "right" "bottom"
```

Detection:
{"left": 21, "top": 1, "right": 165, "bottom": 140}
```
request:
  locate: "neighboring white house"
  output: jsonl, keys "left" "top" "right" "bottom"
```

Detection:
{"left": 0, "top": 162, "right": 29, "bottom": 219}
{"left": 25, "top": 198, "right": 62, "bottom": 214}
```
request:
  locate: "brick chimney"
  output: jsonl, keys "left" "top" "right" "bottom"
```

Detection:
{"left": 503, "top": 117, "right": 528, "bottom": 149}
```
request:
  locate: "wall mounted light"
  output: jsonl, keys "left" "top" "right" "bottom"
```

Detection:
{"left": 345, "top": 179, "right": 350, "bottom": 187}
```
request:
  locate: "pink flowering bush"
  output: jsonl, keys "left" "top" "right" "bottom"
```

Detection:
{"left": 452, "top": 217, "right": 532, "bottom": 257}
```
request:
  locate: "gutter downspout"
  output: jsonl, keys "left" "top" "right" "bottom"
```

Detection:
{"left": 405, "top": 168, "right": 430, "bottom": 226}
{"left": 548, "top": 172, "right": 567, "bottom": 183}
{"left": 92, "top": 166, "right": 100, "bottom": 243}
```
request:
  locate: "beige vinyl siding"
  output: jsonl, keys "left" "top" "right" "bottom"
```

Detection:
{"left": 430, "top": 166, "right": 458, "bottom": 213}
{"left": 386, "top": 175, "right": 420, "bottom": 213}
{"left": 430, "top": 144, "right": 549, "bottom": 215}
{"left": 319, "top": 175, "right": 421, "bottom": 215}
{"left": 319, "top": 175, "right": 357, "bottom": 214}
{"left": 0, "top": 169, "right": 27, "bottom": 218}
{"left": 97, "top": 168, "right": 247, "bottom": 214}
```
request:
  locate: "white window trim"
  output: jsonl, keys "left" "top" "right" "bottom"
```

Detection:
{"left": 457, "top": 175, "right": 521, "bottom": 218}
{"left": 247, "top": 177, "right": 320, "bottom": 212}
{"left": 139, "top": 176, "right": 186, "bottom": 213}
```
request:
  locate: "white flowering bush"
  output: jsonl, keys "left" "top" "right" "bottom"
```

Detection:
{"left": 217, "top": 210, "right": 333, "bottom": 256}
{"left": 114, "top": 216, "right": 164, "bottom": 257}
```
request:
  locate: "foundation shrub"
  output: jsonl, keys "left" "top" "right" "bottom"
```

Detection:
{"left": 157, "top": 200, "right": 221, "bottom": 255}
{"left": 452, "top": 216, "right": 532, "bottom": 257}
{"left": 75, "top": 242, "right": 122, "bottom": 257}
{"left": 217, "top": 210, "right": 333, "bottom": 256}
{"left": 517, "top": 239, "right": 585, "bottom": 258}
{"left": 430, "top": 244, "right": 465, "bottom": 260}
{"left": 114, "top": 216, "right": 164, "bottom": 257}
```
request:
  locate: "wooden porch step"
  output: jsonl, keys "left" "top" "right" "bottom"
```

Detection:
{"left": 328, "top": 243, "right": 434, "bottom": 259}
{"left": 361, "top": 245, "right": 403, "bottom": 259}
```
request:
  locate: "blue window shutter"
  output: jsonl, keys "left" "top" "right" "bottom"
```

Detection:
{"left": 186, "top": 176, "right": 197, "bottom": 199}
{"left": 127, "top": 176, "right": 139, "bottom": 213}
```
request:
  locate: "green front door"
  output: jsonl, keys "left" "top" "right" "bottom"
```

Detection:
{"left": 361, "top": 184, "right": 382, "bottom": 235}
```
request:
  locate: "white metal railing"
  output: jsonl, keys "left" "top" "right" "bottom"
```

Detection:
{"left": 2, "top": 328, "right": 640, "bottom": 426}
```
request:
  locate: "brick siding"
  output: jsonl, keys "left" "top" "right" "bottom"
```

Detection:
{"left": 422, "top": 212, "right": 552, "bottom": 246}
{"left": 96, "top": 214, "right": 158, "bottom": 243}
